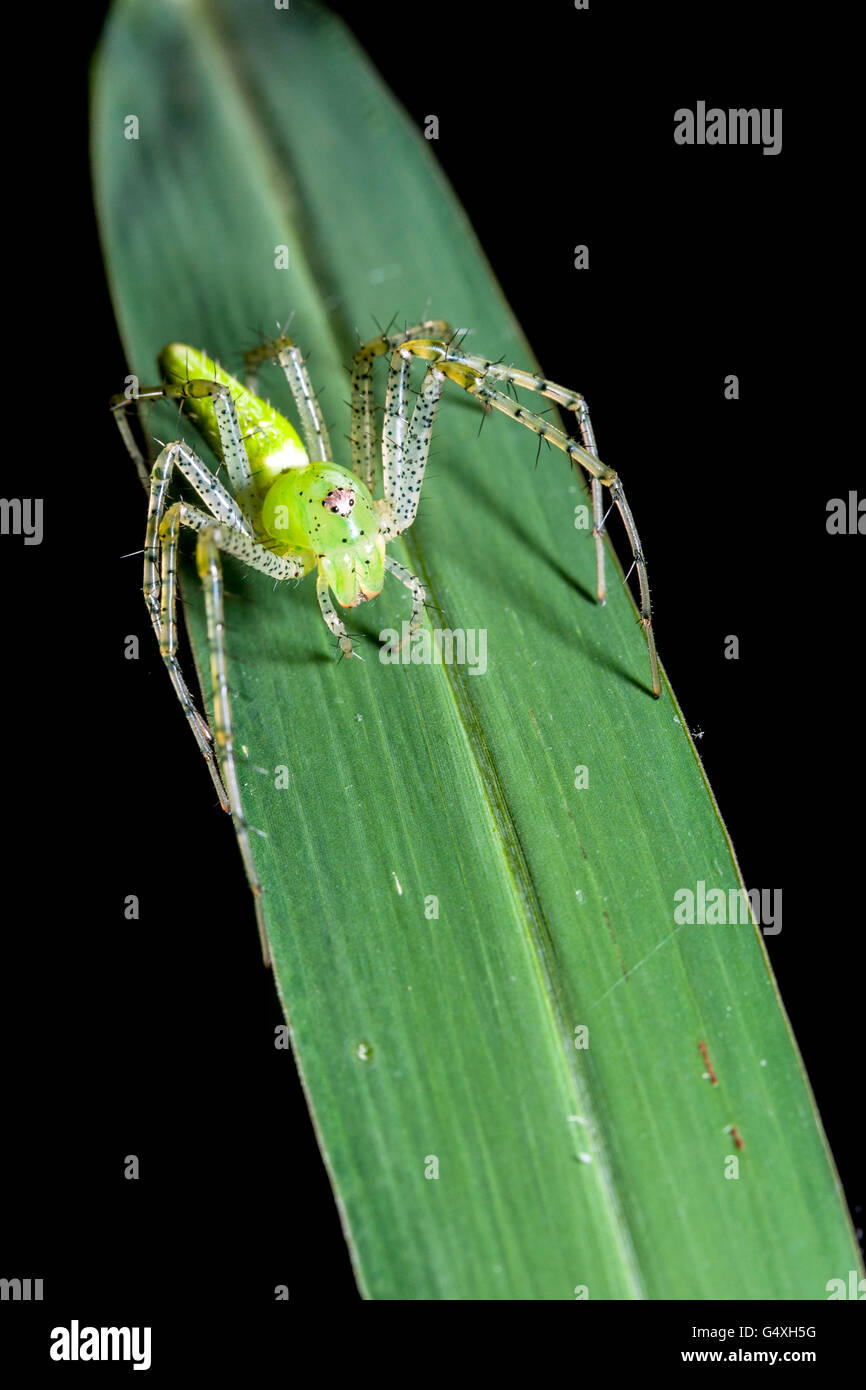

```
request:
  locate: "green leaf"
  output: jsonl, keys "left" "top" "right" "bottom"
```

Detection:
{"left": 92, "top": 0, "right": 860, "bottom": 1299}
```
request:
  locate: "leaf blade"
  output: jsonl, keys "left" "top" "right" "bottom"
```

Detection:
{"left": 93, "top": 0, "right": 860, "bottom": 1298}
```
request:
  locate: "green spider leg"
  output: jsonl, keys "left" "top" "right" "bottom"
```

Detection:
{"left": 163, "top": 497, "right": 308, "bottom": 967}
{"left": 112, "top": 383, "right": 309, "bottom": 965}
{"left": 154, "top": 491, "right": 308, "bottom": 968}
{"left": 111, "top": 394, "right": 152, "bottom": 490}
{"left": 112, "top": 375, "right": 260, "bottom": 519}
{"left": 244, "top": 334, "right": 333, "bottom": 463}
{"left": 351, "top": 322, "right": 602, "bottom": 658}
{"left": 380, "top": 338, "right": 660, "bottom": 699}
{"left": 112, "top": 385, "right": 259, "bottom": 806}
{"left": 121, "top": 414, "right": 252, "bottom": 810}
{"left": 472, "top": 358, "right": 606, "bottom": 602}
{"left": 315, "top": 572, "right": 354, "bottom": 658}
{"left": 383, "top": 554, "right": 426, "bottom": 631}
{"left": 193, "top": 518, "right": 296, "bottom": 968}
{"left": 350, "top": 319, "right": 452, "bottom": 492}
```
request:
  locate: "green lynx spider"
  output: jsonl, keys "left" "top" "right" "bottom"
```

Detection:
{"left": 112, "top": 318, "right": 660, "bottom": 965}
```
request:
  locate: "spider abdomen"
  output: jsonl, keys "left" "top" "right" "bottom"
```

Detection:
{"left": 158, "top": 343, "right": 309, "bottom": 489}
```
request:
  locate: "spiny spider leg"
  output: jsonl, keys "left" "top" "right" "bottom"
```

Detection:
{"left": 350, "top": 319, "right": 452, "bottom": 492}
{"left": 167, "top": 501, "right": 308, "bottom": 580}
{"left": 112, "top": 389, "right": 252, "bottom": 807}
{"left": 244, "top": 336, "right": 333, "bottom": 463}
{"left": 195, "top": 524, "right": 272, "bottom": 966}
{"left": 316, "top": 573, "right": 354, "bottom": 658}
{"left": 121, "top": 381, "right": 309, "bottom": 964}
{"left": 174, "top": 378, "right": 261, "bottom": 520}
{"left": 112, "top": 380, "right": 259, "bottom": 527}
{"left": 142, "top": 435, "right": 261, "bottom": 804}
{"left": 145, "top": 443, "right": 307, "bottom": 733}
{"left": 120, "top": 371, "right": 303, "bottom": 756}
{"left": 161, "top": 500, "right": 307, "bottom": 967}
{"left": 383, "top": 554, "right": 426, "bottom": 642}
{"left": 380, "top": 346, "right": 450, "bottom": 530}
{"left": 379, "top": 353, "right": 448, "bottom": 538}
{"left": 459, "top": 355, "right": 606, "bottom": 603}
{"left": 471, "top": 378, "right": 657, "bottom": 695}
{"left": 141, "top": 438, "right": 254, "bottom": 813}
{"left": 110, "top": 393, "right": 152, "bottom": 490}
{"left": 149, "top": 496, "right": 225, "bottom": 806}
{"left": 380, "top": 338, "right": 660, "bottom": 697}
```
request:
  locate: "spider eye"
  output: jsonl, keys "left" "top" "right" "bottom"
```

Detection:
{"left": 322, "top": 487, "right": 356, "bottom": 517}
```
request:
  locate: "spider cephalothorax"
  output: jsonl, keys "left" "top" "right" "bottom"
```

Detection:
{"left": 260, "top": 462, "right": 386, "bottom": 609}
{"left": 111, "top": 317, "right": 659, "bottom": 964}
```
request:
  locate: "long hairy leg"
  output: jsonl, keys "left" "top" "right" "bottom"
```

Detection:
{"left": 143, "top": 436, "right": 309, "bottom": 806}
{"left": 244, "top": 334, "right": 333, "bottom": 463}
{"left": 384, "top": 554, "right": 426, "bottom": 648}
{"left": 153, "top": 501, "right": 229, "bottom": 810}
{"left": 196, "top": 525, "right": 272, "bottom": 966}
{"left": 142, "top": 440, "right": 251, "bottom": 812}
{"left": 316, "top": 572, "right": 356, "bottom": 660}
{"left": 349, "top": 320, "right": 453, "bottom": 491}
{"left": 449, "top": 353, "right": 606, "bottom": 602}
{"left": 165, "top": 502, "right": 308, "bottom": 962}
{"left": 396, "top": 341, "right": 661, "bottom": 698}
{"left": 113, "top": 377, "right": 261, "bottom": 521}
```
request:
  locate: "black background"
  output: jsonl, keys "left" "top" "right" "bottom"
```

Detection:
{"left": 0, "top": 0, "right": 859, "bottom": 1361}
